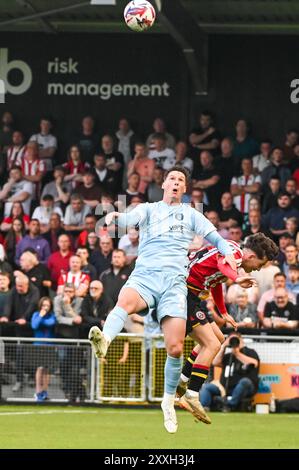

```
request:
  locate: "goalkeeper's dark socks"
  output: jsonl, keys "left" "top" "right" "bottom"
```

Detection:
{"left": 188, "top": 364, "right": 209, "bottom": 393}
{"left": 181, "top": 348, "right": 199, "bottom": 380}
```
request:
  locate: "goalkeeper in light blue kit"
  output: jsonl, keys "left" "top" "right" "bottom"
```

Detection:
{"left": 89, "top": 166, "right": 236, "bottom": 433}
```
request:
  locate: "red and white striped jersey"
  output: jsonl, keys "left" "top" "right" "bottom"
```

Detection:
{"left": 57, "top": 270, "right": 90, "bottom": 289}
{"left": 21, "top": 158, "right": 46, "bottom": 177}
{"left": 7, "top": 145, "right": 26, "bottom": 170}
{"left": 187, "top": 240, "right": 243, "bottom": 292}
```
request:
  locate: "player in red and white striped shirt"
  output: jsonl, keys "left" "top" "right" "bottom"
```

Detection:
{"left": 178, "top": 233, "right": 279, "bottom": 424}
{"left": 57, "top": 254, "right": 90, "bottom": 297}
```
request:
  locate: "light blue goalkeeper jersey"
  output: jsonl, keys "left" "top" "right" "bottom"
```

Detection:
{"left": 117, "top": 201, "right": 217, "bottom": 277}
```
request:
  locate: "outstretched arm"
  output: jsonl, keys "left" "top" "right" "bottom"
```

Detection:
{"left": 205, "top": 230, "right": 237, "bottom": 272}
{"left": 105, "top": 204, "right": 147, "bottom": 228}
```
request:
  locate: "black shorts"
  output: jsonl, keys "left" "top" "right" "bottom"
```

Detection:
{"left": 186, "top": 291, "right": 214, "bottom": 335}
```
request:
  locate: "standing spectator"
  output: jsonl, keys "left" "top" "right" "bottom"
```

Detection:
{"left": 127, "top": 142, "right": 155, "bottom": 194}
{"left": 115, "top": 117, "right": 137, "bottom": 186}
{"left": 205, "top": 211, "right": 229, "bottom": 240}
{"left": 0, "top": 201, "right": 30, "bottom": 232}
{"left": 90, "top": 235, "right": 113, "bottom": 277}
{"left": 75, "top": 115, "right": 98, "bottom": 165}
{"left": 286, "top": 264, "right": 299, "bottom": 297}
{"left": 41, "top": 165, "right": 71, "bottom": 210}
{"left": 17, "top": 249, "right": 51, "bottom": 297}
{"left": 0, "top": 166, "right": 33, "bottom": 217}
{"left": 285, "top": 178, "right": 299, "bottom": 210}
{"left": 76, "top": 247, "right": 97, "bottom": 281}
{"left": 42, "top": 213, "right": 66, "bottom": 253}
{"left": 282, "top": 129, "right": 298, "bottom": 164}
{"left": 4, "top": 218, "right": 26, "bottom": 267}
{"left": 80, "top": 280, "right": 112, "bottom": 335}
{"left": 63, "top": 145, "right": 89, "bottom": 189}
{"left": 21, "top": 141, "right": 46, "bottom": 200}
{"left": 280, "top": 244, "right": 299, "bottom": 277}
{"left": 148, "top": 133, "right": 176, "bottom": 170}
{"left": 261, "top": 147, "right": 291, "bottom": 191}
{"left": 146, "top": 167, "right": 164, "bottom": 203}
{"left": 257, "top": 272, "right": 295, "bottom": 324}
{"left": 230, "top": 158, "right": 261, "bottom": 215}
{"left": 192, "top": 151, "right": 221, "bottom": 210}
{"left": 92, "top": 153, "right": 117, "bottom": 195}
{"left": 47, "top": 234, "right": 73, "bottom": 291}
{"left": 263, "top": 288, "right": 299, "bottom": 330}
{"left": 100, "top": 249, "right": 132, "bottom": 305}
{"left": 252, "top": 139, "right": 272, "bottom": 175}
{"left": 77, "top": 214, "right": 97, "bottom": 248}
{"left": 215, "top": 137, "right": 237, "bottom": 192}
{"left": 262, "top": 193, "right": 299, "bottom": 240}
{"left": 218, "top": 192, "right": 243, "bottom": 230}
{"left": 262, "top": 176, "right": 280, "bottom": 214}
{"left": 228, "top": 226, "right": 243, "bottom": 244}
{"left": 57, "top": 254, "right": 90, "bottom": 297}
{"left": 29, "top": 117, "right": 57, "bottom": 172}
{"left": 54, "top": 283, "right": 83, "bottom": 337}
{"left": 31, "top": 297, "right": 56, "bottom": 402}
{"left": 174, "top": 141, "right": 194, "bottom": 173}
{"left": 101, "top": 134, "right": 124, "bottom": 189}
{"left": 228, "top": 290, "right": 257, "bottom": 328}
{"left": 6, "top": 130, "right": 26, "bottom": 170}
{"left": 124, "top": 173, "right": 145, "bottom": 205}
{"left": 15, "top": 219, "right": 51, "bottom": 265}
{"left": 118, "top": 227, "right": 139, "bottom": 264}
{"left": 285, "top": 217, "right": 299, "bottom": 242}
{"left": 251, "top": 261, "right": 281, "bottom": 298}
{"left": 189, "top": 111, "right": 220, "bottom": 158}
{"left": 146, "top": 117, "right": 176, "bottom": 151}
{"left": 232, "top": 119, "right": 259, "bottom": 161}
{"left": 64, "top": 194, "right": 90, "bottom": 235}
{"left": 76, "top": 171, "right": 101, "bottom": 210}
{"left": 243, "top": 210, "right": 271, "bottom": 239}
{"left": 32, "top": 195, "right": 63, "bottom": 233}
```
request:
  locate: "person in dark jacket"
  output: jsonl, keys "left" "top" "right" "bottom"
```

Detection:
{"left": 100, "top": 249, "right": 133, "bottom": 305}
{"left": 80, "top": 281, "right": 113, "bottom": 337}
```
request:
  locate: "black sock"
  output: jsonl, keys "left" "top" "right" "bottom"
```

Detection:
{"left": 181, "top": 348, "right": 198, "bottom": 379}
{"left": 188, "top": 364, "right": 209, "bottom": 393}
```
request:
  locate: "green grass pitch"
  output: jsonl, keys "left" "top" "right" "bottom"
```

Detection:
{"left": 0, "top": 405, "right": 298, "bottom": 449}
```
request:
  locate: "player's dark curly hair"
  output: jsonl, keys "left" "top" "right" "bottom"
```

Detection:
{"left": 243, "top": 232, "right": 279, "bottom": 261}
{"left": 164, "top": 166, "right": 190, "bottom": 184}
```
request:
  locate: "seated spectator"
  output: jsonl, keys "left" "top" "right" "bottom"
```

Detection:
{"left": 100, "top": 134, "right": 124, "bottom": 189}
{"left": 190, "top": 188, "right": 209, "bottom": 213}
{"left": 285, "top": 178, "right": 299, "bottom": 210}
{"left": 63, "top": 145, "right": 89, "bottom": 189}
{"left": 47, "top": 234, "right": 73, "bottom": 291}
{"left": 64, "top": 194, "right": 90, "bottom": 235}
{"left": 123, "top": 173, "right": 145, "bottom": 206}
{"left": 200, "top": 332, "right": 259, "bottom": 411}
{"left": 146, "top": 166, "right": 164, "bottom": 203}
{"left": 252, "top": 139, "right": 272, "bottom": 175}
{"left": 75, "top": 115, "right": 98, "bottom": 165}
{"left": 228, "top": 225, "right": 243, "bottom": 244}
{"left": 251, "top": 261, "right": 280, "bottom": 298}
{"left": 146, "top": 117, "right": 176, "bottom": 151}
{"left": 0, "top": 272, "right": 11, "bottom": 320}
{"left": 0, "top": 111, "right": 14, "bottom": 153}
{"left": 21, "top": 141, "right": 46, "bottom": 200}
{"left": 92, "top": 153, "right": 117, "bottom": 195}
{"left": 218, "top": 192, "right": 243, "bottom": 230}
{"left": 115, "top": 117, "right": 138, "bottom": 188}
{"left": 280, "top": 244, "right": 299, "bottom": 277}
{"left": 77, "top": 214, "right": 97, "bottom": 248}
{"left": 29, "top": 117, "right": 57, "bottom": 172}
{"left": 263, "top": 287, "right": 299, "bottom": 330}
{"left": 76, "top": 170, "right": 102, "bottom": 209}
{"left": 4, "top": 217, "right": 26, "bottom": 267}
{"left": 86, "top": 231, "right": 100, "bottom": 255}
{"left": 232, "top": 119, "right": 259, "bottom": 161}
{"left": 80, "top": 280, "right": 112, "bottom": 335}
{"left": 276, "top": 233, "right": 294, "bottom": 266}
{"left": 0, "top": 201, "right": 30, "bottom": 232}
{"left": 225, "top": 281, "right": 259, "bottom": 306}
{"left": 174, "top": 141, "right": 193, "bottom": 173}
{"left": 15, "top": 219, "right": 51, "bottom": 265}
{"left": 262, "top": 176, "right": 280, "bottom": 214}
{"left": 6, "top": 130, "right": 26, "bottom": 171}
{"left": 54, "top": 283, "right": 83, "bottom": 337}
{"left": 189, "top": 111, "right": 220, "bottom": 159}
{"left": 32, "top": 195, "right": 63, "bottom": 233}
{"left": 100, "top": 249, "right": 133, "bottom": 305}
{"left": 230, "top": 158, "right": 261, "bottom": 215}
{"left": 205, "top": 210, "right": 229, "bottom": 240}
{"left": 192, "top": 151, "right": 221, "bottom": 210}
{"left": 0, "top": 166, "right": 33, "bottom": 217}
{"left": 0, "top": 243, "right": 13, "bottom": 281}
{"left": 262, "top": 192, "right": 299, "bottom": 240}
{"left": 90, "top": 235, "right": 113, "bottom": 277}
{"left": 57, "top": 254, "right": 90, "bottom": 297}
{"left": 31, "top": 296, "right": 56, "bottom": 402}
{"left": 42, "top": 213, "right": 66, "bottom": 253}
{"left": 76, "top": 246, "right": 97, "bottom": 281}
{"left": 243, "top": 210, "right": 271, "bottom": 239}
{"left": 118, "top": 227, "right": 139, "bottom": 264}
{"left": 257, "top": 272, "right": 295, "bottom": 324}
{"left": 215, "top": 137, "right": 237, "bottom": 192}
{"left": 16, "top": 249, "right": 51, "bottom": 297}
{"left": 261, "top": 147, "right": 291, "bottom": 192}
{"left": 127, "top": 142, "right": 155, "bottom": 194}
{"left": 41, "top": 165, "right": 71, "bottom": 209}
{"left": 228, "top": 289, "right": 257, "bottom": 328}
{"left": 286, "top": 264, "right": 299, "bottom": 297}
{"left": 148, "top": 133, "right": 176, "bottom": 170}
{"left": 285, "top": 217, "right": 299, "bottom": 243}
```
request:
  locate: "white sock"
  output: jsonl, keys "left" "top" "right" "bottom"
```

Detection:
{"left": 180, "top": 374, "right": 189, "bottom": 383}
{"left": 162, "top": 392, "right": 175, "bottom": 405}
